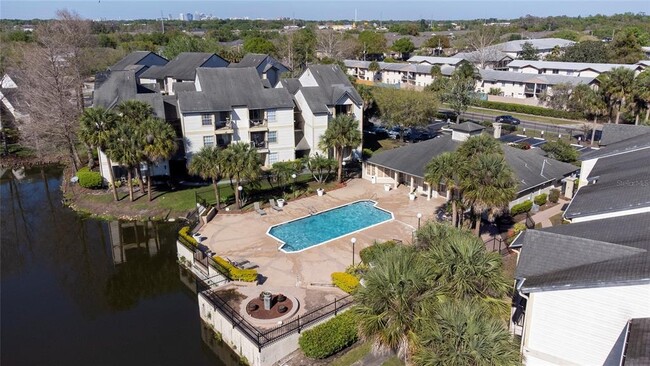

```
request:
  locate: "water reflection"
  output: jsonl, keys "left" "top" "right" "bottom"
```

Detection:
{"left": 0, "top": 166, "right": 232, "bottom": 365}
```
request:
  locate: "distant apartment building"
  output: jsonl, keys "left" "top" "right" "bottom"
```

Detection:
{"left": 507, "top": 60, "right": 645, "bottom": 78}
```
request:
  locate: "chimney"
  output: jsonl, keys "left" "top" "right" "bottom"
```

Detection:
{"left": 493, "top": 122, "right": 502, "bottom": 139}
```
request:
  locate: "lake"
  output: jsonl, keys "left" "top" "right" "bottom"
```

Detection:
{"left": 0, "top": 166, "right": 236, "bottom": 365}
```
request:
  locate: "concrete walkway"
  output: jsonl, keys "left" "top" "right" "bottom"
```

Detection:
{"left": 524, "top": 199, "right": 569, "bottom": 228}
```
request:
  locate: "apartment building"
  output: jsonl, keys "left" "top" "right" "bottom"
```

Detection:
{"left": 507, "top": 60, "right": 645, "bottom": 78}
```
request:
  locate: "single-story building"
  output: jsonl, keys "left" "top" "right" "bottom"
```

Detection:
{"left": 362, "top": 122, "right": 578, "bottom": 207}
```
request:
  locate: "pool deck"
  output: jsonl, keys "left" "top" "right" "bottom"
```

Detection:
{"left": 199, "top": 178, "right": 446, "bottom": 297}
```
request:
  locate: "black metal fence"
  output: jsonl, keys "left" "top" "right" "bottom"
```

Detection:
{"left": 484, "top": 236, "right": 510, "bottom": 255}
{"left": 200, "top": 289, "right": 354, "bottom": 350}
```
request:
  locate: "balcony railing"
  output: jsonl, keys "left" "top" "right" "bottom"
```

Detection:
{"left": 249, "top": 119, "right": 268, "bottom": 129}
{"left": 251, "top": 140, "right": 267, "bottom": 149}
{"left": 217, "top": 140, "right": 231, "bottom": 148}
{"left": 215, "top": 120, "right": 233, "bottom": 130}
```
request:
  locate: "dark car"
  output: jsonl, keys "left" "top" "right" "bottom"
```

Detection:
{"left": 405, "top": 129, "right": 433, "bottom": 142}
{"left": 495, "top": 115, "right": 521, "bottom": 125}
{"left": 438, "top": 111, "right": 458, "bottom": 122}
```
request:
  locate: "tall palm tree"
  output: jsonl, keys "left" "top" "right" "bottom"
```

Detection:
{"left": 222, "top": 142, "right": 261, "bottom": 209}
{"left": 78, "top": 107, "right": 120, "bottom": 201}
{"left": 455, "top": 134, "right": 503, "bottom": 161}
{"left": 354, "top": 246, "right": 432, "bottom": 363}
{"left": 424, "top": 152, "right": 461, "bottom": 227}
{"left": 116, "top": 100, "right": 155, "bottom": 189}
{"left": 141, "top": 117, "right": 177, "bottom": 201}
{"left": 188, "top": 146, "right": 225, "bottom": 208}
{"left": 582, "top": 88, "right": 608, "bottom": 146}
{"left": 598, "top": 67, "right": 635, "bottom": 124}
{"left": 414, "top": 300, "right": 519, "bottom": 366}
{"left": 318, "top": 114, "right": 362, "bottom": 183}
{"left": 106, "top": 122, "right": 140, "bottom": 202}
{"left": 633, "top": 69, "right": 650, "bottom": 125}
{"left": 461, "top": 153, "right": 517, "bottom": 236}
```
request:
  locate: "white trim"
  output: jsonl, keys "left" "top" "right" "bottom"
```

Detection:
{"left": 266, "top": 199, "right": 394, "bottom": 253}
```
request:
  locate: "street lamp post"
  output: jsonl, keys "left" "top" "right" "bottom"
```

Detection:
{"left": 342, "top": 161, "right": 346, "bottom": 181}
{"left": 291, "top": 173, "right": 297, "bottom": 198}
{"left": 351, "top": 237, "right": 357, "bottom": 267}
{"left": 417, "top": 212, "right": 422, "bottom": 230}
{"left": 237, "top": 185, "right": 243, "bottom": 208}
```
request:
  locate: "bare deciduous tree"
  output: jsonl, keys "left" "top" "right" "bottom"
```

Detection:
{"left": 464, "top": 26, "right": 503, "bottom": 69}
{"left": 316, "top": 30, "right": 357, "bottom": 60}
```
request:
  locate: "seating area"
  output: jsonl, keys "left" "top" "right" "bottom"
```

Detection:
{"left": 269, "top": 199, "right": 283, "bottom": 212}
{"left": 254, "top": 202, "right": 267, "bottom": 216}
{"left": 226, "top": 257, "right": 258, "bottom": 270}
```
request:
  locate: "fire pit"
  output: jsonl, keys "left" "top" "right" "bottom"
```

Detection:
{"left": 245, "top": 292, "right": 294, "bottom": 320}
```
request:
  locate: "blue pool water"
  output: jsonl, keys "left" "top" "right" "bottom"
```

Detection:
{"left": 268, "top": 200, "right": 393, "bottom": 253}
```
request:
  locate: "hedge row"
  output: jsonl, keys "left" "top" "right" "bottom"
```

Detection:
{"left": 359, "top": 241, "right": 397, "bottom": 264}
{"left": 178, "top": 226, "right": 199, "bottom": 248}
{"left": 510, "top": 200, "right": 533, "bottom": 216}
{"left": 331, "top": 272, "right": 360, "bottom": 294}
{"left": 298, "top": 310, "right": 359, "bottom": 359}
{"left": 77, "top": 167, "right": 103, "bottom": 189}
{"left": 472, "top": 100, "right": 584, "bottom": 120}
{"left": 211, "top": 256, "right": 258, "bottom": 282}
{"left": 534, "top": 193, "right": 548, "bottom": 206}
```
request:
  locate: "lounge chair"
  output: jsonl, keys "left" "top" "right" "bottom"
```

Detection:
{"left": 254, "top": 202, "right": 267, "bottom": 215}
{"left": 269, "top": 199, "right": 283, "bottom": 211}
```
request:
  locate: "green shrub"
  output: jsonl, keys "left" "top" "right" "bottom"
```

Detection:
{"left": 178, "top": 226, "right": 199, "bottom": 248}
{"left": 549, "top": 189, "right": 560, "bottom": 203}
{"left": 298, "top": 311, "right": 359, "bottom": 359}
{"left": 212, "top": 256, "right": 258, "bottom": 282}
{"left": 510, "top": 200, "right": 533, "bottom": 216}
{"left": 77, "top": 167, "right": 103, "bottom": 189}
{"left": 534, "top": 193, "right": 548, "bottom": 206}
{"left": 362, "top": 148, "right": 373, "bottom": 160}
{"left": 359, "top": 240, "right": 397, "bottom": 264}
{"left": 513, "top": 222, "right": 527, "bottom": 236}
{"left": 332, "top": 272, "right": 360, "bottom": 294}
{"left": 472, "top": 100, "right": 583, "bottom": 120}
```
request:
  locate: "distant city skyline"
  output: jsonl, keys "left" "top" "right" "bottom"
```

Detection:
{"left": 1, "top": 1, "right": 648, "bottom": 21}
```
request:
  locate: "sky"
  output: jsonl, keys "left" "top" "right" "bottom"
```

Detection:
{"left": 1, "top": 0, "right": 648, "bottom": 21}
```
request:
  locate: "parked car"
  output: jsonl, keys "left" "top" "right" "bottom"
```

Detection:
{"left": 363, "top": 124, "right": 388, "bottom": 138}
{"left": 495, "top": 115, "right": 521, "bottom": 125}
{"left": 388, "top": 126, "right": 402, "bottom": 139}
{"left": 405, "top": 128, "right": 433, "bottom": 142}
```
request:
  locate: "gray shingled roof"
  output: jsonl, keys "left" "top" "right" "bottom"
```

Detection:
{"left": 512, "top": 212, "right": 650, "bottom": 292}
{"left": 110, "top": 51, "right": 165, "bottom": 71}
{"left": 367, "top": 135, "right": 577, "bottom": 193}
{"left": 480, "top": 69, "right": 596, "bottom": 86}
{"left": 582, "top": 134, "right": 650, "bottom": 160}
{"left": 344, "top": 60, "right": 455, "bottom": 77}
{"left": 598, "top": 124, "right": 650, "bottom": 146}
{"left": 507, "top": 59, "right": 641, "bottom": 73}
{"left": 625, "top": 318, "right": 650, "bottom": 366}
{"left": 451, "top": 121, "right": 484, "bottom": 132}
{"left": 298, "top": 65, "right": 363, "bottom": 114}
{"left": 407, "top": 56, "right": 466, "bottom": 65}
{"left": 172, "top": 82, "right": 196, "bottom": 93}
{"left": 229, "top": 53, "right": 269, "bottom": 68}
{"left": 565, "top": 147, "right": 650, "bottom": 220}
{"left": 280, "top": 78, "right": 302, "bottom": 95}
{"left": 139, "top": 52, "right": 227, "bottom": 81}
{"left": 92, "top": 70, "right": 165, "bottom": 119}
{"left": 176, "top": 68, "right": 293, "bottom": 113}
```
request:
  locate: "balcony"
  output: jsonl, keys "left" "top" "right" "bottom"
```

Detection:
{"left": 249, "top": 118, "right": 268, "bottom": 130}
{"left": 217, "top": 135, "right": 232, "bottom": 148}
{"left": 251, "top": 140, "right": 268, "bottom": 150}
{"left": 215, "top": 120, "right": 234, "bottom": 133}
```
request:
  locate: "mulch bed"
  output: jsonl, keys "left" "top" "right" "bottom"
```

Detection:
{"left": 245, "top": 294, "right": 293, "bottom": 320}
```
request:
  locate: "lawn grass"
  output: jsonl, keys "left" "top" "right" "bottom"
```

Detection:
{"left": 330, "top": 342, "right": 372, "bottom": 366}
{"left": 548, "top": 212, "right": 568, "bottom": 226}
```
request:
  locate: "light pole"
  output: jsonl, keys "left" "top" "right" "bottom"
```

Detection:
{"left": 351, "top": 237, "right": 357, "bottom": 267}
{"left": 417, "top": 212, "right": 422, "bottom": 230}
{"left": 237, "top": 185, "right": 243, "bottom": 208}
{"left": 342, "top": 161, "right": 346, "bottom": 181}
{"left": 291, "top": 173, "right": 297, "bottom": 198}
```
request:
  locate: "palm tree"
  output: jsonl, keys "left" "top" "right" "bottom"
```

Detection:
{"left": 414, "top": 300, "right": 519, "bottom": 366}
{"left": 78, "top": 107, "right": 120, "bottom": 201}
{"left": 188, "top": 146, "right": 225, "bottom": 208}
{"left": 598, "top": 67, "right": 635, "bottom": 124}
{"left": 116, "top": 100, "right": 155, "bottom": 188}
{"left": 354, "top": 246, "right": 432, "bottom": 363}
{"left": 430, "top": 65, "right": 442, "bottom": 79}
{"left": 582, "top": 89, "right": 608, "bottom": 146}
{"left": 421, "top": 225, "right": 510, "bottom": 315}
{"left": 106, "top": 122, "right": 140, "bottom": 202}
{"left": 455, "top": 134, "right": 503, "bottom": 160}
{"left": 141, "top": 117, "right": 177, "bottom": 201}
{"left": 632, "top": 69, "right": 650, "bottom": 125}
{"left": 305, "top": 153, "right": 337, "bottom": 184}
{"left": 221, "top": 142, "right": 261, "bottom": 209}
{"left": 461, "top": 154, "right": 517, "bottom": 236}
{"left": 424, "top": 152, "right": 461, "bottom": 227}
{"left": 319, "top": 115, "right": 362, "bottom": 183}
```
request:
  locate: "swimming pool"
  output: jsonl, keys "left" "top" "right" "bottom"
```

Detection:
{"left": 267, "top": 200, "right": 393, "bottom": 253}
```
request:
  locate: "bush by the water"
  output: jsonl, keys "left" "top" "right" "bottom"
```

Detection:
{"left": 178, "top": 226, "right": 199, "bottom": 247}
{"left": 298, "top": 310, "right": 358, "bottom": 359}
{"left": 549, "top": 189, "right": 560, "bottom": 203}
{"left": 332, "top": 272, "right": 360, "bottom": 294}
{"left": 212, "top": 256, "right": 258, "bottom": 282}
{"left": 510, "top": 200, "right": 533, "bottom": 216}
{"left": 534, "top": 193, "right": 548, "bottom": 206}
{"left": 359, "top": 240, "right": 397, "bottom": 264}
{"left": 77, "top": 167, "right": 103, "bottom": 189}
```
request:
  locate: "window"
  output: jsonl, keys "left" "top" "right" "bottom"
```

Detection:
{"left": 269, "top": 152, "right": 278, "bottom": 164}
{"left": 201, "top": 114, "right": 212, "bottom": 126}
{"left": 552, "top": 69, "right": 559, "bottom": 74}
{"left": 267, "top": 109, "right": 276, "bottom": 122}
{"left": 268, "top": 131, "right": 277, "bottom": 143}
{"left": 203, "top": 135, "right": 214, "bottom": 147}
{"left": 567, "top": 71, "right": 574, "bottom": 76}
